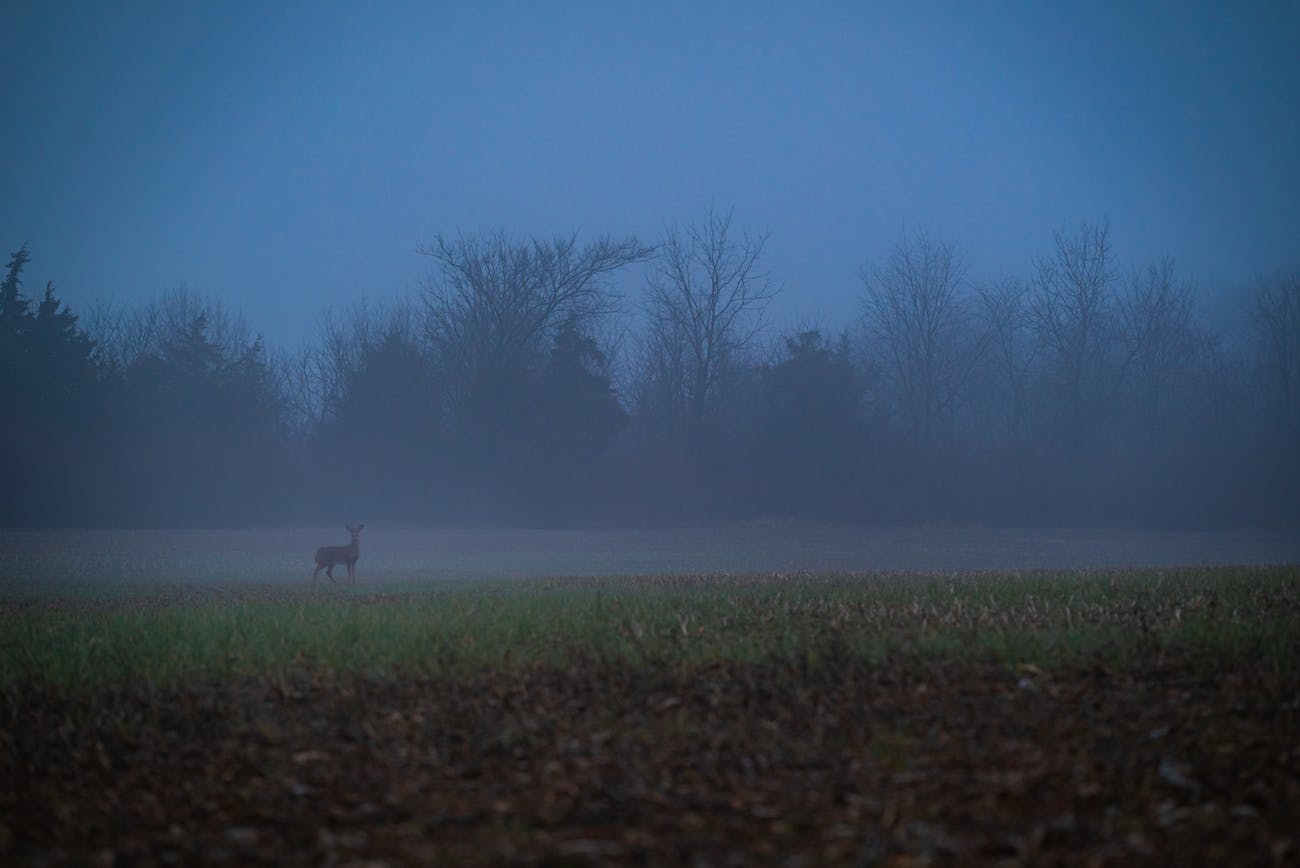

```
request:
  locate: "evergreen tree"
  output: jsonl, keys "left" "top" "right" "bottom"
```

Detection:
{"left": 749, "top": 330, "right": 867, "bottom": 519}
{"left": 527, "top": 323, "right": 628, "bottom": 520}
{"left": 318, "top": 330, "right": 444, "bottom": 519}
{"left": 0, "top": 246, "right": 104, "bottom": 524}
{"left": 108, "top": 292, "right": 287, "bottom": 525}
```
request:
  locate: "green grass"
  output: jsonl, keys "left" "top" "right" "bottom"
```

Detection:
{"left": 4, "top": 566, "right": 1297, "bottom": 691}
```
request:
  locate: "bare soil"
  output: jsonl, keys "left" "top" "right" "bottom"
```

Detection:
{"left": 3, "top": 657, "right": 1297, "bottom": 866}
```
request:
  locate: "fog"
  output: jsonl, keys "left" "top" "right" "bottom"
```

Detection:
{"left": 2, "top": 223, "right": 1298, "bottom": 532}
{"left": 6, "top": 528, "right": 1300, "bottom": 596}
{"left": 2, "top": 5, "right": 1298, "bottom": 533}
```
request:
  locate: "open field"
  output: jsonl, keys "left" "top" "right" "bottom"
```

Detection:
{"left": 2, "top": 525, "right": 1300, "bottom": 597}
{"left": 2, "top": 530, "right": 1299, "bottom": 865}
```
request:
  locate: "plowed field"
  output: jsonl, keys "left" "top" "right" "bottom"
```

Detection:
{"left": 5, "top": 660, "right": 1298, "bottom": 866}
{"left": 2, "top": 558, "right": 1298, "bottom": 865}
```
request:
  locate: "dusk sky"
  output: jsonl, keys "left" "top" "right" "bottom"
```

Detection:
{"left": 3, "top": 1, "right": 1297, "bottom": 346}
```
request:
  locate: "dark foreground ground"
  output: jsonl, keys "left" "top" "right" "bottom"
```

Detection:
{"left": 4, "top": 658, "right": 1296, "bottom": 866}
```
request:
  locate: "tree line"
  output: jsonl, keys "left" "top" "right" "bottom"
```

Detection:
{"left": 3, "top": 210, "right": 1297, "bottom": 528}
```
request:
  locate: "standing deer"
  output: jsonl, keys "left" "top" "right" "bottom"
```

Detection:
{"left": 313, "top": 524, "right": 364, "bottom": 585}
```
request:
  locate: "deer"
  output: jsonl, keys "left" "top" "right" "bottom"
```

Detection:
{"left": 313, "top": 524, "right": 364, "bottom": 586}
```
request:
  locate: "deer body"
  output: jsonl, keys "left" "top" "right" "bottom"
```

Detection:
{"left": 313, "top": 524, "right": 364, "bottom": 585}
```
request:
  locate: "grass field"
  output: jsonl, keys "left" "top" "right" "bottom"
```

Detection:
{"left": 2, "top": 529, "right": 1299, "bottom": 865}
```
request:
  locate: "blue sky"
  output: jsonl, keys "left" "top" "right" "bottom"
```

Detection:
{"left": 3, "top": 1, "right": 1297, "bottom": 345}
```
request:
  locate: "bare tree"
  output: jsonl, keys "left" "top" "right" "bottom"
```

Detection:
{"left": 641, "top": 206, "right": 776, "bottom": 450}
{"left": 859, "top": 230, "right": 981, "bottom": 453}
{"left": 630, "top": 300, "right": 692, "bottom": 438}
{"left": 1029, "top": 220, "right": 1122, "bottom": 440}
{"left": 419, "top": 230, "right": 652, "bottom": 405}
{"left": 87, "top": 288, "right": 260, "bottom": 374}
{"left": 975, "top": 275, "right": 1040, "bottom": 444}
{"left": 82, "top": 288, "right": 286, "bottom": 525}
{"left": 276, "top": 296, "right": 422, "bottom": 436}
{"left": 1118, "top": 259, "right": 1209, "bottom": 441}
{"left": 275, "top": 344, "right": 330, "bottom": 439}
{"left": 1251, "top": 268, "right": 1300, "bottom": 443}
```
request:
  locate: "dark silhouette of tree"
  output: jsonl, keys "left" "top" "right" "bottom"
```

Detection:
{"left": 0, "top": 246, "right": 35, "bottom": 521}
{"left": 640, "top": 207, "right": 775, "bottom": 456}
{"left": 626, "top": 207, "right": 776, "bottom": 521}
{"left": 421, "top": 230, "right": 651, "bottom": 404}
{"left": 859, "top": 230, "right": 981, "bottom": 455}
{"left": 1117, "top": 259, "right": 1211, "bottom": 443}
{"left": 101, "top": 291, "right": 285, "bottom": 526}
{"left": 1249, "top": 269, "right": 1300, "bottom": 519}
{"left": 420, "top": 231, "right": 649, "bottom": 519}
{"left": 440, "top": 324, "right": 628, "bottom": 523}
{"left": 974, "top": 276, "right": 1040, "bottom": 446}
{"left": 525, "top": 323, "right": 628, "bottom": 520}
{"left": 1030, "top": 220, "right": 1123, "bottom": 442}
{"left": 5, "top": 220, "right": 1300, "bottom": 531}
{"left": 749, "top": 330, "right": 866, "bottom": 519}
{"left": 0, "top": 246, "right": 103, "bottom": 524}
{"left": 1251, "top": 269, "right": 1300, "bottom": 445}
{"left": 316, "top": 328, "right": 444, "bottom": 520}
{"left": 0, "top": 245, "right": 32, "bottom": 321}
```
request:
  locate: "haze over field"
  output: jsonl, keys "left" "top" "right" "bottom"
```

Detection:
{"left": 4, "top": 527, "right": 1300, "bottom": 598}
